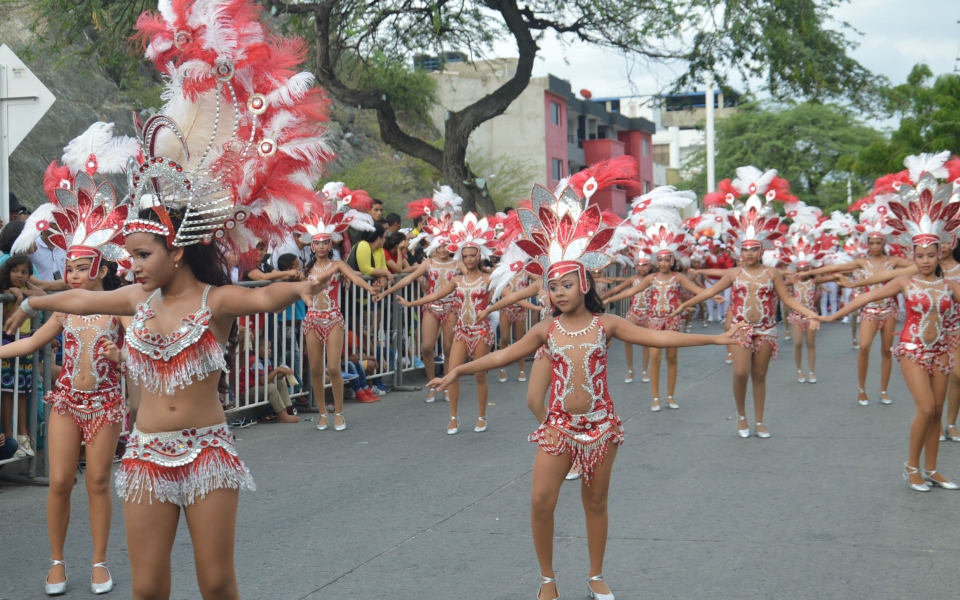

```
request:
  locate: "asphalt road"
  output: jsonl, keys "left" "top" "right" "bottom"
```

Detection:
{"left": 2, "top": 319, "right": 959, "bottom": 599}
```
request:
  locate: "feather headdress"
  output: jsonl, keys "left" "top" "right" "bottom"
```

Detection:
{"left": 124, "top": 0, "right": 331, "bottom": 264}
{"left": 706, "top": 166, "right": 791, "bottom": 253}
{"left": 885, "top": 173, "right": 960, "bottom": 248}
{"left": 447, "top": 213, "right": 497, "bottom": 259}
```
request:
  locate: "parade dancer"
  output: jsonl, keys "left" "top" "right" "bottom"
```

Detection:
{"left": 604, "top": 220, "right": 715, "bottom": 411}
{"left": 803, "top": 197, "right": 912, "bottom": 405}
{"left": 776, "top": 231, "right": 833, "bottom": 384}
{"left": 397, "top": 214, "right": 497, "bottom": 434}
{"left": 7, "top": 146, "right": 135, "bottom": 594}
{"left": 497, "top": 271, "right": 530, "bottom": 382}
{"left": 5, "top": 3, "right": 337, "bottom": 595}
{"left": 428, "top": 183, "right": 742, "bottom": 600}
{"left": 379, "top": 189, "right": 463, "bottom": 401}
{"left": 673, "top": 167, "right": 819, "bottom": 438}
{"left": 817, "top": 172, "right": 960, "bottom": 491}
{"left": 301, "top": 201, "right": 377, "bottom": 429}
{"left": 601, "top": 256, "right": 651, "bottom": 383}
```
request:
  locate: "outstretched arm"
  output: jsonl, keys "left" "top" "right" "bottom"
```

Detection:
{"left": 803, "top": 260, "right": 860, "bottom": 278}
{"left": 839, "top": 265, "right": 916, "bottom": 288}
{"left": 479, "top": 282, "right": 540, "bottom": 319}
{"left": 605, "top": 314, "right": 744, "bottom": 347}
{"left": 428, "top": 322, "right": 549, "bottom": 390}
{"left": 5, "top": 286, "right": 142, "bottom": 335}
{"left": 0, "top": 314, "right": 63, "bottom": 358}
{"left": 603, "top": 275, "right": 651, "bottom": 305}
{"left": 400, "top": 279, "right": 456, "bottom": 307}
{"left": 600, "top": 277, "right": 636, "bottom": 300}
{"left": 215, "top": 270, "right": 334, "bottom": 318}
{"left": 337, "top": 261, "right": 377, "bottom": 294}
{"left": 818, "top": 277, "right": 907, "bottom": 321}
{"left": 378, "top": 260, "right": 430, "bottom": 298}
{"left": 692, "top": 267, "right": 731, "bottom": 279}
{"left": 671, "top": 270, "right": 735, "bottom": 316}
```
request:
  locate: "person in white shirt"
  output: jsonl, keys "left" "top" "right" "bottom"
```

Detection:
{"left": 30, "top": 231, "right": 66, "bottom": 281}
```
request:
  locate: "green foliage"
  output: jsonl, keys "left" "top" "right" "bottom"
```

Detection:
{"left": 465, "top": 153, "right": 539, "bottom": 210}
{"left": 852, "top": 64, "right": 960, "bottom": 177}
{"left": 2, "top": 0, "right": 153, "bottom": 86}
{"left": 338, "top": 52, "right": 438, "bottom": 120}
{"left": 683, "top": 101, "right": 881, "bottom": 210}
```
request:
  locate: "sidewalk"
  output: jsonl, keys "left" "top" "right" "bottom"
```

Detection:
{"left": 1, "top": 321, "right": 957, "bottom": 599}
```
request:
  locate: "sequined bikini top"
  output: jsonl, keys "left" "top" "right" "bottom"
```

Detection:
{"left": 125, "top": 285, "right": 227, "bottom": 395}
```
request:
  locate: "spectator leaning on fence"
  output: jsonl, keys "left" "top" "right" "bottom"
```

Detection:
{"left": 240, "top": 336, "right": 299, "bottom": 423}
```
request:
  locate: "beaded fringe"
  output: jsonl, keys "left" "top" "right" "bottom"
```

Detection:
{"left": 115, "top": 447, "right": 255, "bottom": 506}
{"left": 45, "top": 389, "right": 125, "bottom": 445}
{"left": 529, "top": 425, "right": 624, "bottom": 484}
{"left": 127, "top": 341, "right": 227, "bottom": 395}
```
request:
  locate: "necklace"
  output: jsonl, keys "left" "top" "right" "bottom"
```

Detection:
{"left": 557, "top": 315, "right": 598, "bottom": 337}
{"left": 740, "top": 266, "right": 767, "bottom": 280}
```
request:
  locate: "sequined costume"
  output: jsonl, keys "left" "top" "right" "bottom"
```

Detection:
{"left": 787, "top": 278, "right": 818, "bottom": 332}
{"left": 425, "top": 259, "right": 460, "bottom": 322}
{"left": 624, "top": 279, "right": 650, "bottom": 325}
{"left": 304, "top": 262, "right": 346, "bottom": 343}
{"left": 452, "top": 276, "right": 494, "bottom": 357}
{"left": 859, "top": 259, "right": 899, "bottom": 325}
{"left": 44, "top": 314, "right": 125, "bottom": 444}
{"left": 892, "top": 278, "right": 956, "bottom": 375}
{"left": 729, "top": 268, "right": 779, "bottom": 360}
{"left": 118, "top": 285, "right": 249, "bottom": 506}
{"left": 116, "top": 423, "right": 255, "bottom": 506}
{"left": 529, "top": 316, "right": 624, "bottom": 483}
{"left": 943, "top": 264, "right": 960, "bottom": 349}
{"left": 645, "top": 274, "right": 684, "bottom": 332}
{"left": 501, "top": 274, "right": 530, "bottom": 324}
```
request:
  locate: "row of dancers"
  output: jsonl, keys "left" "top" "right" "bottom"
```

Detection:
{"left": 10, "top": 3, "right": 960, "bottom": 600}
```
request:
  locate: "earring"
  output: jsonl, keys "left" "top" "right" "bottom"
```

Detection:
{"left": 175, "top": 262, "right": 179, "bottom": 268}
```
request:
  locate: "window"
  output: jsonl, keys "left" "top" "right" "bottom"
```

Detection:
{"left": 550, "top": 101, "right": 561, "bottom": 126}
{"left": 642, "top": 138, "right": 650, "bottom": 156}
{"left": 643, "top": 181, "right": 651, "bottom": 193}
{"left": 552, "top": 158, "right": 563, "bottom": 181}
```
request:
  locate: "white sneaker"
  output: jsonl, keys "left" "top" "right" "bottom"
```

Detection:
{"left": 17, "top": 435, "right": 35, "bottom": 457}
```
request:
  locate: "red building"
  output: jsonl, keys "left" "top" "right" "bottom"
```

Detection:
{"left": 544, "top": 76, "right": 656, "bottom": 216}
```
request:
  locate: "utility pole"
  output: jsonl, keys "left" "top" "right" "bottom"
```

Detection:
{"left": 705, "top": 73, "right": 716, "bottom": 193}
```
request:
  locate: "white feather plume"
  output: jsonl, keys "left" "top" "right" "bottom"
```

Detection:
{"left": 432, "top": 186, "right": 463, "bottom": 211}
{"left": 266, "top": 72, "right": 316, "bottom": 107}
{"left": 346, "top": 210, "right": 375, "bottom": 232}
{"left": 61, "top": 122, "right": 139, "bottom": 175}
{"left": 762, "top": 249, "right": 780, "bottom": 268}
{"left": 490, "top": 245, "right": 528, "bottom": 300}
{"left": 732, "top": 166, "right": 777, "bottom": 196}
{"left": 784, "top": 201, "right": 822, "bottom": 232}
{"left": 323, "top": 182, "right": 345, "bottom": 200}
{"left": 905, "top": 151, "right": 951, "bottom": 183}
{"left": 12, "top": 204, "right": 56, "bottom": 255}
{"left": 817, "top": 211, "right": 858, "bottom": 237}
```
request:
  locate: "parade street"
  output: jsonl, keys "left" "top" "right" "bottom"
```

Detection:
{"left": 2, "top": 319, "right": 957, "bottom": 599}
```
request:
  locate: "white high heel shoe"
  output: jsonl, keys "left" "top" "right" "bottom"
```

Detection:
{"left": 755, "top": 422, "right": 771, "bottom": 439}
{"left": 807, "top": 372, "right": 817, "bottom": 384}
{"left": 879, "top": 391, "right": 892, "bottom": 405}
{"left": 45, "top": 559, "right": 67, "bottom": 596}
{"left": 91, "top": 561, "right": 113, "bottom": 595}
{"left": 737, "top": 415, "right": 750, "bottom": 438}
{"left": 624, "top": 369, "right": 634, "bottom": 383}
{"left": 666, "top": 396, "right": 679, "bottom": 409}
{"left": 650, "top": 398, "right": 661, "bottom": 412}
{"left": 640, "top": 371, "right": 650, "bottom": 383}
{"left": 474, "top": 416, "right": 487, "bottom": 433}
{"left": 315, "top": 413, "right": 329, "bottom": 431}
{"left": 333, "top": 413, "right": 347, "bottom": 431}
{"left": 537, "top": 574, "right": 559, "bottom": 600}
{"left": 903, "top": 463, "right": 930, "bottom": 492}
{"left": 796, "top": 370, "right": 806, "bottom": 383}
{"left": 923, "top": 469, "right": 960, "bottom": 490}
{"left": 425, "top": 389, "right": 437, "bottom": 403}
{"left": 447, "top": 416, "right": 460, "bottom": 435}
{"left": 587, "top": 574, "right": 614, "bottom": 600}
{"left": 857, "top": 388, "right": 869, "bottom": 406}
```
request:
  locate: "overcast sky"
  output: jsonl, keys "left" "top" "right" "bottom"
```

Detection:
{"left": 493, "top": 0, "right": 959, "bottom": 106}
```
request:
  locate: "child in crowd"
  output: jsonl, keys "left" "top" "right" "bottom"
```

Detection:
{"left": 0, "top": 255, "right": 43, "bottom": 457}
{"left": 241, "top": 337, "right": 299, "bottom": 423}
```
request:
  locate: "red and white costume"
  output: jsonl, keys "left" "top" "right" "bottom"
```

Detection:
{"left": 305, "top": 264, "right": 346, "bottom": 344}
{"left": 445, "top": 213, "right": 497, "bottom": 357}
{"left": 501, "top": 274, "right": 530, "bottom": 324}
{"left": 529, "top": 316, "right": 624, "bottom": 483}
{"left": 425, "top": 260, "right": 460, "bottom": 322}
{"left": 893, "top": 278, "right": 955, "bottom": 375}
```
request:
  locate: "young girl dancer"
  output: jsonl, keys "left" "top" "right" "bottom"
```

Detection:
{"left": 603, "top": 223, "right": 715, "bottom": 411}
{"left": 3, "top": 170, "right": 128, "bottom": 595}
{"left": 428, "top": 184, "right": 742, "bottom": 600}
{"left": 377, "top": 217, "right": 459, "bottom": 402}
{"left": 301, "top": 205, "right": 378, "bottom": 429}
{"left": 600, "top": 258, "right": 651, "bottom": 383}
{"left": 818, "top": 172, "right": 960, "bottom": 491}
{"left": 778, "top": 233, "right": 833, "bottom": 384}
{"left": 803, "top": 200, "right": 911, "bottom": 405}
{"left": 396, "top": 213, "right": 497, "bottom": 433}
{"left": 6, "top": 3, "right": 338, "bottom": 594}
{"left": 673, "top": 167, "right": 819, "bottom": 438}
{"left": 497, "top": 271, "right": 530, "bottom": 382}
